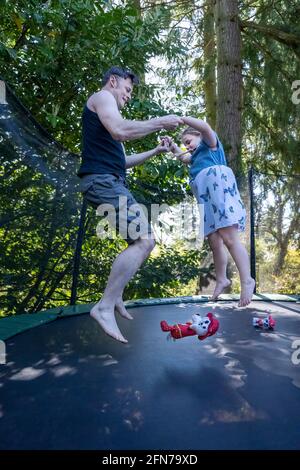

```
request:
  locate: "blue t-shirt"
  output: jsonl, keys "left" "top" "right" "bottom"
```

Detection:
{"left": 189, "top": 134, "right": 227, "bottom": 180}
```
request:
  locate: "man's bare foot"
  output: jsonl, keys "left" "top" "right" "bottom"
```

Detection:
{"left": 211, "top": 279, "right": 231, "bottom": 300}
{"left": 115, "top": 298, "right": 133, "bottom": 320}
{"left": 238, "top": 278, "right": 255, "bottom": 307}
{"left": 90, "top": 303, "right": 128, "bottom": 343}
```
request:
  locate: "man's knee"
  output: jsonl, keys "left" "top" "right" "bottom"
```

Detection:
{"left": 137, "top": 237, "right": 156, "bottom": 254}
{"left": 143, "top": 237, "right": 156, "bottom": 253}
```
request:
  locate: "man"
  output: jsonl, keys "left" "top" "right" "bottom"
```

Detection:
{"left": 78, "top": 66, "right": 183, "bottom": 343}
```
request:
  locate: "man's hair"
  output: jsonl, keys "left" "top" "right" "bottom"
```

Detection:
{"left": 102, "top": 66, "right": 139, "bottom": 86}
{"left": 181, "top": 126, "right": 201, "bottom": 140}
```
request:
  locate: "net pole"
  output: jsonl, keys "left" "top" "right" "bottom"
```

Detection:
{"left": 248, "top": 167, "right": 257, "bottom": 292}
{"left": 70, "top": 198, "right": 88, "bottom": 305}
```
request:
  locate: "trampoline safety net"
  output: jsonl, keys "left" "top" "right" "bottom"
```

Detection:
{"left": 0, "top": 80, "right": 299, "bottom": 316}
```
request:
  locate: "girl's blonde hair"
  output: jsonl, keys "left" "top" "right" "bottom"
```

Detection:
{"left": 181, "top": 126, "right": 201, "bottom": 140}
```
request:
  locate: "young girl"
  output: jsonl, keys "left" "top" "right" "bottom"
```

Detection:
{"left": 166, "top": 116, "right": 255, "bottom": 307}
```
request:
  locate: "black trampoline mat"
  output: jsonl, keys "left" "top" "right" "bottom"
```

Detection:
{"left": 0, "top": 301, "right": 300, "bottom": 450}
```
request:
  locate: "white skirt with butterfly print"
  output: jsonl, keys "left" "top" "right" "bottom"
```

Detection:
{"left": 190, "top": 165, "right": 246, "bottom": 237}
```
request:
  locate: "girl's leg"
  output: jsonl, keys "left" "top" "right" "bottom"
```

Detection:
{"left": 208, "top": 231, "right": 231, "bottom": 300}
{"left": 218, "top": 225, "right": 255, "bottom": 306}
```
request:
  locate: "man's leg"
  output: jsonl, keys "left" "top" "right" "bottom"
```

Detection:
{"left": 91, "top": 237, "right": 155, "bottom": 342}
{"left": 208, "top": 231, "right": 231, "bottom": 300}
{"left": 114, "top": 297, "right": 133, "bottom": 321}
{"left": 218, "top": 226, "right": 255, "bottom": 307}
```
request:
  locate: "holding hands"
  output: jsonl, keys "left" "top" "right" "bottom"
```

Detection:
{"left": 153, "top": 114, "right": 184, "bottom": 156}
{"left": 154, "top": 136, "right": 173, "bottom": 155}
{"left": 149, "top": 115, "right": 191, "bottom": 165}
{"left": 159, "top": 135, "right": 192, "bottom": 164}
{"left": 159, "top": 115, "right": 184, "bottom": 130}
{"left": 154, "top": 134, "right": 181, "bottom": 155}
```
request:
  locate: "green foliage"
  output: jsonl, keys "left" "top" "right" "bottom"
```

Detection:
{"left": 0, "top": 168, "right": 80, "bottom": 314}
{"left": 250, "top": 171, "right": 299, "bottom": 294}
{"left": 1, "top": 0, "right": 299, "bottom": 317}
{"left": 0, "top": 0, "right": 181, "bottom": 151}
{"left": 272, "top": 248, "right": 300, "bottom": 294}
{"left": 0, "top": 0, "right": 195, "bottom": 316}
{"left": 256, "top": 242, "right": 300, "bottom": 294}
{"left": 240, "top": 0, "right": 300, "bottom": 174}
{"left": 124, "top": 243, "right": 205, "bottom": 299}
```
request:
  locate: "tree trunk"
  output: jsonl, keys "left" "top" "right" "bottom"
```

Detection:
{"left": 215, "top": 0, "right": 242, "bottom": 174}
{"left": 203, "top": 0, "right": 217, "bottom": 128}
{"left": 133, "top": 0, "right": 146, "bottom": 99}
{"left": 133, "top": 0, "right": 142, "bottom": 17}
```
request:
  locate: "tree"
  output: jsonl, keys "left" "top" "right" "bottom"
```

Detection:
{"left": 215, "top": 0, "right": 242, "bottom": 173}
{"left": 203, "top": 0, "right": 217, "bottom": 128}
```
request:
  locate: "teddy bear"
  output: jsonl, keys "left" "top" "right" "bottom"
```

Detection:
{"left": 160, "top": 312, "right": 219, "bottom": 341}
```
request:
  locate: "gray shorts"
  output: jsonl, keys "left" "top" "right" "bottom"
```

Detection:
{"left": 79, "top": 173, "right": 153, "bottom": 244}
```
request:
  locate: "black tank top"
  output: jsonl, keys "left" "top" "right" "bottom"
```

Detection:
{"left": 77, "top": 105, "right": 126, "bottom": 177}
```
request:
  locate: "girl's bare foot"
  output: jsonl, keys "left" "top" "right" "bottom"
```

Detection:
{"left": 211, "top": 279, "right": 231, "bottom": 300}
{"left": 239, "top": 278, "right": 255, "bottom": 307}
{"left": 115, "top": 298, "right": 133, "bottom": 320}
{"left": 90, "top": 303, "right": 128, "bottom": 343}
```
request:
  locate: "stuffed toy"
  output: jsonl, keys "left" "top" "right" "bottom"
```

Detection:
{"left": 252, "top": 315, "right": 275, "bottom": 330}
{"left": 160, "top": 312, "right": 219, "bottom": 341}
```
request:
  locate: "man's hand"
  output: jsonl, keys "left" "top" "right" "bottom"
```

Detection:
{"left": 160, "top": 135, "right": 181, "bottom": 154}
{"left": 159, "top": 115, "right": 184, "bottom": 130}
{"left": 160, "top": 135, "right": 192, "bottom": 165}
{"left": 125, "top": 137, "right": 171, "bottom": 168}
{"left": 154, "top": 137, "right": 172, "bottom": 155}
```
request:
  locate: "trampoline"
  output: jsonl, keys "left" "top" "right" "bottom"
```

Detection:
{"left": 1, "top": 80, "right": 300, "bottom": 452}
{"left": 1, "top": 296, "right": 300, "bottom": 450}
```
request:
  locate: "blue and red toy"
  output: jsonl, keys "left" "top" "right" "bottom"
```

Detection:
{"left": 252, "top": 315, "right": 276, "bottom": 330}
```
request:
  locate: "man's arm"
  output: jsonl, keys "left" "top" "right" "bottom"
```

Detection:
{"left": 93, "top": 90, "right": 183, "bottom": 141}
{"left": 125, "top": 149, "right": 160, "bottom": 169}
{"left": 125, "top": 139, "right": 170, "bottom": 169}
{"left": 182, "top": 116, "right": 217, "bottom": 148}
